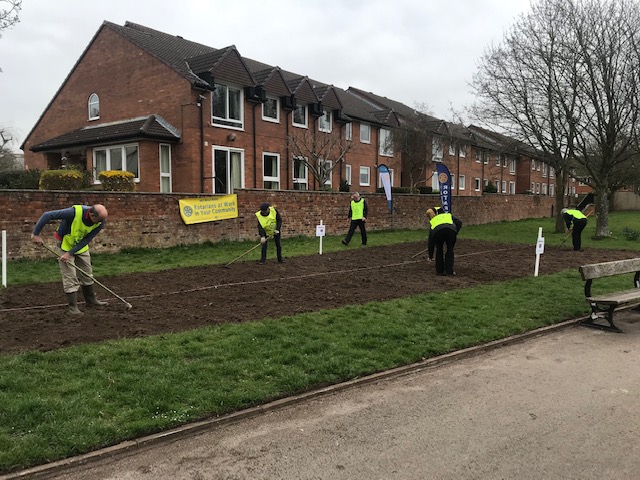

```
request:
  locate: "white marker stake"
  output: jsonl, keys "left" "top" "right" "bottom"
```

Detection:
{"left": 534, "top": 227, "right": 545, "bottom": 277}
{"left": 316, "top": 220, "right": 326, "bottom": 255}
{"left": 2, "top": 230, "right": 6, "bottom": 288}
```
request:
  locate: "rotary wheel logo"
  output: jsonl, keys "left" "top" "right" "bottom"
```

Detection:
{"left": 438, "top": 172, "right": 449, "bottom": 183}
{"left": 183, "top": 206, "right": 193, "bottom": 217}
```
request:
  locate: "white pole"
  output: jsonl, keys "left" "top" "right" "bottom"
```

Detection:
{"left": 534, "top": 227, "right": 543, "bottom": 277}
{"left": 319, "top": 220, "right": 323, "bottom": 255}
{"left": 2, "top": 230, "right": 6, "bottom": 288}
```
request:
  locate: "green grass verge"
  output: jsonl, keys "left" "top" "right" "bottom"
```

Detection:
{"left": 0, "top": 269, "right": 633, "bottom": 472}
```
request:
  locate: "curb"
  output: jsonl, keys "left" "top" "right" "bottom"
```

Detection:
{"left": 1, "top": 317, "right": 584, "bottom": 480}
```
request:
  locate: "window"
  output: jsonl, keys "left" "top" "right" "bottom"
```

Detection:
{"left": 458, "top": 175, "right": 466, "bottom": 191}
{"left": 88, "top": 93, "right": 100, "bottom": 120}
{"left": 345, "top": 122, "right": 353, "bottom": 141}
{"left": 459, "top": 143, "right": 466, "bottom": 157}
{"left": 379, "top": 128, "right": 393, "bottom": 156}
{"left": 475, "top": 150, "right": 481, "bottom": 163}
{"left": 213, "top": 147, "right": 244, "bottom": 194}
{"left": 432, "top": 171, "right": 439, "bottom": 190}
{"left": 509, "top": 158, "right": 516, "bottom": 174}
{"left": 536, "top": 183, "right": 541, "bottom": 194}
{"left": 212, "top": 83, "right": 243, "bottom": 129}
{"left": 293, "top": 157, "right": 308, "bottom": 190}
{"left": 360, "top": 123, "right": 371, "bottom": 144}
{"left": 432, "top": 137, "right": 443, "bottom": 161}
{"left": 550, "top": 184, "right": 555, "bottom": 196}
{"left": 293, "top": 104, "right": 308, "bottom": 128}
{"left": 93, "top": 144, "right": 139, "bottom": 181}
{"left": 474, "top": 177, "right": 481, "bottom": 191}
{"left": 531, "top": 182, "right": 535, "bottom": 192}
{"left": 509, "top": 181, "right": 515, "bottom": 194}
{"left": 319, "top": 110, "right": 332, "bottom": 133}
{"left": 319, "top": 159, "right": 332, "bottom": 188}
{"left": 483, "top": 152, "right": 488, "bottom": 164}
{"left": 262, "top": 97, "right": 279, "bottom": 123}
{"left": 542, "top": 163, "right": 547, "bottom": 177}
{"left": 496, "top": 155, "right": 501, "bottom": 167}
{"left": 550, "top": 167, "right": 555, "bottom": 178}
{"left": 159, "top": 144, "right": 171, "bottom": 193}
{"left": 359, "top": 166, "right": 370, "bottom": 186}
{"left": 542, "top": 183, "right": 548, "bottom": 195}
{"left": 502, "top": 180, "right": 507, "bottom": 193}
{"left": 263, "top": 153, "right": 280, "bottom": 190}
{"left": 345, "top": 164, "right": 352, "bottom": 185}
{"left": 449, "top": 142, "right": 456, "bottom": 156}
{"left": 532, "top": 160, "right": 536, "bottom": 170}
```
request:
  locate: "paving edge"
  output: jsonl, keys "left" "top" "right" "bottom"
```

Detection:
{"left": 1, "top": 316, "right": 589, "bottom": 479}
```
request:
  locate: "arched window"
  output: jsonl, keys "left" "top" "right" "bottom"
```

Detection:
{"left": 88, "top": 93, "right": 100, "bottom": 120}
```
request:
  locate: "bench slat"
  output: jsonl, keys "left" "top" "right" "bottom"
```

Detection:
{"left": 579, "top": 258, "right": 640, "bottom": 280}
{"left": 587, "top": 288, "right": 640, "bottom": 306}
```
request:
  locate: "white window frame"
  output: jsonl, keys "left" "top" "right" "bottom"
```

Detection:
{"left": 432, "top": 137, "right": 443, "bottom": 161}
{"left": 449, "top": 142, "right": 456, "bottom": 156}
{"left": 93, "top": 143, "right": 139, "bottom": 182}
{"left": 550, "top": 184, "right": 555, "bottom": 196}
{"left": 345, "top": 164, "right": 352, "bottom": 185}
{"left": 459, "top": 143, "right": 466, "bottom": 158}
{"left": 458, "top": 174, "right": 466, "bottom": 191}
{"left": 542, "top": 163, "right": 548, "bottom": 177}
{"left": 292, "top": 104, "right": 308, "bottom": 128}
{"left": 263, "top": 152, "right": 280, "bottom": 190}
{"left": 509, "top": 158, "right": 516, "bottom": 174}
{"left": 359, "top": 166, "right": 370, "bottom": 186}
{"left": 532, "top": 160, "right": 536, "bottom": 171}
{"left": 212, "top": 82, "right": 244, "bottom": 129}
{"left": 502, "top": 180, "right": 507, "bottom": 193}
{"left": 262, "top": 96, "right": 280, "bottom": 123}
{"left": 319, "top": 159, "right": 332, "bottom": 188}
{"left": 509, "top": 181, "right": 515, "bottom": 195}
{"left": 542, "top": 183, "right": 548, "bottom": 195}
{"left": 212, "top": 146, "right": 245, "bottom": 194}
{"left": 345, "top": 122, "right": 353, "bottom": 141}
{"left": 360, "top": 123, "right": 371, "bottom": 144}
{"left": 474, "top": 177, "right": 481, "bottom": 191}
{"left": 88, "top": 93, "right": 100, "bottom": 121}
{"left": 319, "top": 109, "right": 332, "bottom": 133}
{"left": 159, "top": 144, "right": 172, "bottom": 193}
{"left": 379, "top": 128, "right": 393, "bottom": 156}
{"left": 293, "top": 156, "right": 308, "bottom": 191}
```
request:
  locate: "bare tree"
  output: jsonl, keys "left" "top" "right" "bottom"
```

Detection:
{"left": 0, "top": 128, "right": 20, "bottom": 170}
{"left": 392, "top": 104, "right": 440, "bottom": 192}
{"left": 287, "top": 128, "right": 354, "bottom": 190}
{"left": 0, "top": 0, "right": 21, "bottom": 72}
{"left": 472, "top": 0, "right": 640, "bottom": 236}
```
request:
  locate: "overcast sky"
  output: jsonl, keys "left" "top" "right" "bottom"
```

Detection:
{"left": 0, "top": 0, "right": 532, "bottom": 152}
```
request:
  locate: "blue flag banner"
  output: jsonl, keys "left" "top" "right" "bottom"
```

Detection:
{"left": 378, "top": 164, "right": 393, "bottom": 213}
{"left": 435, "top": 163, "right": 452, "bottom": 213}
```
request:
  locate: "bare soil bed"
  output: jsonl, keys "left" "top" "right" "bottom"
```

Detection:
{"left": 1, "top": 239, "right": 636, "bottom": 355}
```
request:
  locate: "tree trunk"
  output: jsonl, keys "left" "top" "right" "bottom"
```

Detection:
{"left": 554, "top": 170, "right": 568, "bottom": 233}
{"left": 594, "top": 189, "right": 610, "bottom": 238}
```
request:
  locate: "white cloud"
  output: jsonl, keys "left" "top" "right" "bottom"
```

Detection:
{"left": 0, "top": 0, "right": 530, "bottom": 151}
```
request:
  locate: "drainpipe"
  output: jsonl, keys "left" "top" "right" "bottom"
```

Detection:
{"left": 198, "top": 94, "right": 205, "bottom": 193}
{"left": 253, "top": 104, "right": 258, "bottom": 187}
{"left": 285, "top": 110, "right": 291, "bottom": 189}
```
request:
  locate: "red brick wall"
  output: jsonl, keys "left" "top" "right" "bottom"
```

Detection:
{"left": 0, "top": 189, "right": 554, "bottom": 260}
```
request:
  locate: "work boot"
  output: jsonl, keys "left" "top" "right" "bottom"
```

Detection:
{"left": 82, "top": 284, "right": 108, "bottom": 307}
{"left": 65, "top": 292, "right": 83, "bottom": 315}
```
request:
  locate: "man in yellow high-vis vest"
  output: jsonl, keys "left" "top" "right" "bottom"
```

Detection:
{"left": 561, "top": 207, "right": 588, "bottom": 251}
{"left": 31, "top": 204, "right": 109, "bottom": 315}
{"left": 342, "top": 192, "right": 368, "bottom": 246}
{"left": 256, "top": 202, "right": 284, "bottom": 264}
{"left": 427, "top": 206, "right": 463, "bottom": 276}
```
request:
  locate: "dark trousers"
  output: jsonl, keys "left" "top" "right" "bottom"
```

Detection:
{"left": 434, "top": 229, "right": 457, "bottom": 275}
{"left": 344, "top": 220, "right": 367, "bottom": 245}
{"left": 572, "top": 218, "right": 587, "bottom": 251}
{"left": 261, "top": 234, "right": 282, "bottom": 263}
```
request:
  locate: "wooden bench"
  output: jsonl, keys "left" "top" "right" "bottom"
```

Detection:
{"left": 578, "top": 258, "right": 640, "bottom": 333}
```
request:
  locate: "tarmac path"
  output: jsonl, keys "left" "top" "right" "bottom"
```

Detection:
{"left": 13, "top": 311, "right": 640, "bottom": 480}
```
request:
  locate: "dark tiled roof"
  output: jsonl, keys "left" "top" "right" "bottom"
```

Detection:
{"left": 31, "top": 115, "right": 180, "bottom": 152}
{"left": 467, "top": 125, "right": 540, "bottom": 157}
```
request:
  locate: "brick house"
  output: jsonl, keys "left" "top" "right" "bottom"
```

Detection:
{"left": 21, "top": 20, "right": 560, "bottom": 200}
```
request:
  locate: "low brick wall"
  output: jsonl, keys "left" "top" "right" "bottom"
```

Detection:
{"left": 0, "top": 189, "right": 554, "bottom": 260}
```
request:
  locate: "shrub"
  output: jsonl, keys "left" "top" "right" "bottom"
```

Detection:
{"left": 339, "top": 179, "right": 350, "bottom": 192}
{"left": 0, "top": 169, "right": 41, "bottom": 189}
{"left": 98, "top": 170, "right": 136, "bottom": 191}
{"left": 621, "top": 226, "right": 640, "bottom": 241}
{"left": 417, "top": 186, "right": 433, "bottom": 194}
{"left": 483, "top": 181, "right": 498, "bottom": 193}
{"left": 375, "top": 187, "right": 411, "bottom": 194}
{"left": 39, "top": 169, "right": 86, "bottom": 190}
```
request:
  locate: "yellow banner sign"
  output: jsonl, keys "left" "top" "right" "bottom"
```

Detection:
{"left": 179, "top": 195, "right": 238, "bottom": 224}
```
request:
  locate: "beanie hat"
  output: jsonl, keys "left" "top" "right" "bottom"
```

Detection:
{"left": 260, "top": 202, "right": 270, "bottom": 212}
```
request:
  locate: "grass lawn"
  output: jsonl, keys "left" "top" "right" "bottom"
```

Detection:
{"left": 0, "top": 212, "right": 639, "bottom": 473}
